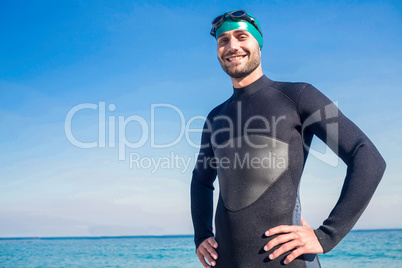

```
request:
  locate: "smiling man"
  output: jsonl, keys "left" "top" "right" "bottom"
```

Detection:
{"left": 190, "top": 10, "right": 386, "bottom": 268}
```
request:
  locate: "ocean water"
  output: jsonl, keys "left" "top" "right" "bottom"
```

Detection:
{"left": 0, "top": 230, "right": 401, "bottom": 267}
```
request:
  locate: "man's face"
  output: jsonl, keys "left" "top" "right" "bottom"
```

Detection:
{"left": 217, "top": 29, "right": 261, "bottom": 79}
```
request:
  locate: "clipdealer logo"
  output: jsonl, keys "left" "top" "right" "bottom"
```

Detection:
{"left": 64, "top": 102, "right": 206, "bottom": 162}
{"left": 64, "top": 101, "right": 340, "bottom": 171}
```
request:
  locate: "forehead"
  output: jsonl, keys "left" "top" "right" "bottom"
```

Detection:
{"left": 218, "top": 29, "right": 250, "bottom": 38}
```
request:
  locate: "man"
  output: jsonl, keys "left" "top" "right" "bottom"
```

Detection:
{"left": 190, "top": 10, "right": 386, "bottom": 268}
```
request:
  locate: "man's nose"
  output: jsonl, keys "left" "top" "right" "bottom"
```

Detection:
{"left": 228, "top": 38, "right": 240, "bottom": 51}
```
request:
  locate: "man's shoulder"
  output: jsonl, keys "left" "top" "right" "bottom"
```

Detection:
{"left": 270, "top": 80, "right": 312, "bottom": 105}
{"left": 207, "top": 99, "right": 230, "bottom": 118}
{"left": 271, "top": 80, "right": 311, "bottom": 90}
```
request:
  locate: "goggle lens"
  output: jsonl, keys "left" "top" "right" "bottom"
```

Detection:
{"left": 230, "top": 10, "right": 246, "bottom": 17}
{"left": 212, "top": 15, "right": 224, "bottom": 25}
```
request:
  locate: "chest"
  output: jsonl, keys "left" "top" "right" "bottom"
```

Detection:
{"left": 211, "top": 91, "right": 300, "bottom": 148}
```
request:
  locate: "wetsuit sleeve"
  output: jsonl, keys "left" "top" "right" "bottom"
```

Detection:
{"left": 297, "top": 84, "right": 386, "bottom": 253}
{"left": 191, "top": 116, "right": 217, "bottom": 249}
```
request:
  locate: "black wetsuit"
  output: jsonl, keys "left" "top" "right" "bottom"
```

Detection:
{"left": 191, "top": 75, "right": 386, "bottom": 267}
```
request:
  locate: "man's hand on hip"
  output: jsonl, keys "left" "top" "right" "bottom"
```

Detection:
{"left": 264, "top": 218, "right": 324, "bottom": 265}
{"left": 196, "top": 237, "right": 219, "bottom": 267}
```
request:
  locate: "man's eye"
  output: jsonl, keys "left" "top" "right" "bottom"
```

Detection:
{"left": 239, "top": 35, "right": 248, "bottom": 40}
{"left": 219, "top": 39, "right": 228, "bottom": 44}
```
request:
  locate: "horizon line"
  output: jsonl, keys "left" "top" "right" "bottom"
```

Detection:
{"left": 1, "top": 228, "right": 402, "bottom": 240}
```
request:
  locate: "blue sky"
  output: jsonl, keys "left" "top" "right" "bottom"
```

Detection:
{"left": 0, "top": 0, "right": 401, "bottom": 237}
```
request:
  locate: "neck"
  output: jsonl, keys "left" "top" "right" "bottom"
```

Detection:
{"left": 230, "top": 65, "right": 264, "bottom": 88}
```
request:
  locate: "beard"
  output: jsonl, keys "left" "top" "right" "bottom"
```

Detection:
{"left": 218, "top": 50, "right": 261, "bottom": 79}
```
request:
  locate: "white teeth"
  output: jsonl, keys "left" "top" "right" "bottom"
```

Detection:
{"left": 229, "top": 56, "right": 244, "bottom": 61}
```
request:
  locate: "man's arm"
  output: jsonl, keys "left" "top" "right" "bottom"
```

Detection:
{"left": 191, "top": 174, "right": 219, "bottom": 267}
{"left": 298, "top": 84, "right": 386, "bottom": 252}
{"left": 191, "top": 173, "right": 215, "bottom": 248}
{"left": 190, "top": 116, "right": 219, "bottom": 267}
{"left": 265, "top": 84, "right": 386, "bottom": 263}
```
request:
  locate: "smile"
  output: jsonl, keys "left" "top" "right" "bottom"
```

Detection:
{"left": 227, "top": 55, "right": 246, "bottom": 62}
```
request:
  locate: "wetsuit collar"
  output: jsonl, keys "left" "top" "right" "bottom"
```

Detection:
{"left": 231, "top": 75, "right": 274, "bottom": 100}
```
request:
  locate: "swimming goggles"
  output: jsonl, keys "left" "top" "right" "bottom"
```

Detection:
{"left": 210, "top": 10, "right": 263, "bottom": 37}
